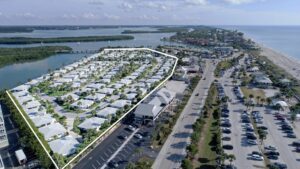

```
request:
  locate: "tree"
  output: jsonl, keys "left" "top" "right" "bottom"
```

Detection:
{"left": 291, "top": 111, "right": 297, "bottom": 124}
{"left": 227, "top": 154, "right": 236, "bottom": 166}
{"left": 256, "top": 96, "right": 261, "bottom": 106}
{"left": 258, "top": 129, "right": 267, "bottom": 146}
{"left": 181, "top": 159, "right": 193, "bottom": 169}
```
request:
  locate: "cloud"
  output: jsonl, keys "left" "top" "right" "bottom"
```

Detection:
{"left": 82, "top": 12, "right": 98, "bottom": 19}
{"left": 119, "top": 2, "right": 133, "bottom": 11}
{"left": 184, "top": 0, "right": 208, "bottom": 6}
{"left": 223, "top": 0, "right": 261, "bottom": 5}
{"left": 103, "top": 13, "right": 120, "bottom": 20}
{"left": 88, "top": 0, "right": 104, "bottom": 5}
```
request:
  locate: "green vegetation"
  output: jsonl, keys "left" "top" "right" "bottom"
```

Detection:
{"left": 0, "top": 91, "right": 54, "bottom": 169}
{"left": 214, "top": 55, "right": 244, "bottom": 77}
{"left": 0, "top": 46, "right": 72, "bottom": 68}
{"left": 151, "top": 76, "right": 200, "bottom": 148}
{"left": 183, "top": 84, "right": 223, "bottom": 168}
{"left": 241, "top": 87, "right": 266, "bottom": 104}
{"left": 126, "top": 157, "right": 153, "bottom": 169}
{"left": 0, "top": 35, "right": 134, "bottom": 44}
{"left": 122, "top": 27, "right": 188, "bottom": 34}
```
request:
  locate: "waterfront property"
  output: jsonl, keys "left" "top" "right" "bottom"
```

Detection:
{"left": 8, "top": 48, "right": 177, "bottom": 168}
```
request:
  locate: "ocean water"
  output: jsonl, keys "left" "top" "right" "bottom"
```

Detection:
{"left": 221, "top": 26, "right": 300, "bottom": 60}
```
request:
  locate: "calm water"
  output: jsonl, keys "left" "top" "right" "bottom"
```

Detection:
{"left": 0, "top": 27, "right": 178, "bottom": 89}
{"left": 221, "top": 25, "right": 300, "bottom": 59}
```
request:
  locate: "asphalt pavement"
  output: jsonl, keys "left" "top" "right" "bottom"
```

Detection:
{"left": 152, "top": 60, "right": 216, "bottom": 169}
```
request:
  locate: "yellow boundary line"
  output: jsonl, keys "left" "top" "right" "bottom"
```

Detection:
{"left": 7, "top": 48, "right": 178, "bottom": 169}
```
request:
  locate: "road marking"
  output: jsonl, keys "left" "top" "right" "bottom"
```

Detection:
{"left": 103, "top": 152, "right": 109, "bottom": 158}
{"left": 92, "top": 164, "right": 97, "bottom": 169}
{"left": 96, "top": 160, "right": 101, "bottom": 165}
{"left": 101, "top": 128, "right": 140, "bottom": 169}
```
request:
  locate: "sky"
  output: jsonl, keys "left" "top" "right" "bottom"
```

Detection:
{"left": 0, "top": 0, "right": 299, "bottom": 25}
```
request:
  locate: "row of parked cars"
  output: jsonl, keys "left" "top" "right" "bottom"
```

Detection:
{"left": 274, "top": 113, "right": 297, "bottom": 138}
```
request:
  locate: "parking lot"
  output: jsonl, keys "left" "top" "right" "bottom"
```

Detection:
{"left": 74, "top": 116, "right": 158, "bottom": 169}
{"left": 220, "top": 67, "right": 265, "bottom": 168}
{"left": 253, "top": 106, "right": 300, "bottom": 168}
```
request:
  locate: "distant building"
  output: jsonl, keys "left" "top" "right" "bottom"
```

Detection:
{"left": 0, "top": 105, "right": 8, "bottom": 148}
{"left": 253, "top": 72, "right": 273, "bottom": 88}
{"left": 134, "top": 88, "right": 175, "bottom": 123}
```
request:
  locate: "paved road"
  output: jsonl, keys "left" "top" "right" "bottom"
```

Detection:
{"left": 152, "top": 60, "right": 216, "bottom": 169}
{"left": 220, "top": 67, "right": 265, "bottom": 169}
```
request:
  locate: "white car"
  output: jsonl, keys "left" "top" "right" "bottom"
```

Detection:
{"left": 135, "top": 133, "right": 143, "bottom": 139}
{"left": 251, "top": 154, "right": 264, "bottom": 161}
{"left": 128, "top": 125, "right": 136, "bottom": 132}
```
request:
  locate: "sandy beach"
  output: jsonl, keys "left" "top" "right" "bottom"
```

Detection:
{"left": 259, "top": 45, "right": 300, "bottom": 80}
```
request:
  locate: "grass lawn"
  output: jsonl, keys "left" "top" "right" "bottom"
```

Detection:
{"left": 192, "top": 85, "right": 219, "bottom": 169}
{"left": 195, "top": 113, "right": 218, "bottom": 168}
{"left": 241, "top": 87, "right": 266, "bottom": 102}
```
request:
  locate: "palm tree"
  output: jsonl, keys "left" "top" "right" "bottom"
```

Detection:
{"left": 227, "top": 154, "right": 236, "bottom": 166}
{"left": 260, "top": 98, "right": 265, "bottom": 106}
{"left": 256, "top": 96, "right": 261, "bottom": 106}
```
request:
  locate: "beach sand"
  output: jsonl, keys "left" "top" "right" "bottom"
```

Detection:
{"left": 259, "top": 45, "right": 300, "bottom": 80}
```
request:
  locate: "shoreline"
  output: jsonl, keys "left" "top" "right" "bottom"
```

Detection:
{"left": 257, "top": 43, "right": 300, "bottom": 80}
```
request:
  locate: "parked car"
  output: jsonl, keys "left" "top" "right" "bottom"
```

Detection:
{"left": 127, "top": 125, "right": 136, "bottom": 132}
{"left": 247, "top": 135, "right": 257, "bottom": 140}
{"left": 223, "top": 145, "right": 233, "bottom": 150}
{"left": 265, "top": 151, "right": 280, "bottom": 156}
{"left": 135, "top": 133, "right": 143, "bottom": 139}
{"left": 268, "top": 162, "right": 287, "bottom": 169}
{"left": 293, "top": 141, "right": 300, "bottom": 146}
{"left": 108, "top": 161, "right": 119, "bottom": 168}
{"left": 222, "top": 136, "right": 231, "bottom": 141}
{"left": 118, "top": 135, "right": 128, "bottom": 140}
{"left": 247, "top": 140, "right": 258, "bottom": 145}
{"left": 251, "top": 154, "right": 263, "bottom": 161}
{"left": 222, "top": 128, "right": 231, "bottom": 134}
{"left": 267, "top": 155, "right": 279, "bottom": 160}
{"left": 264, "top": 145, "right": 277, "bottom": 151}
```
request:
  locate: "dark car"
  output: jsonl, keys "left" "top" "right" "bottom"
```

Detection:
{"left": 257, "top": 126, "right": 268, "bottom": 130}
{"left": 247, "top": 135, "right": 257, "bottom": 140}
{"left": 268, "top": 162, "right": 287, "bottom": 169}
{"left": 267, "top": 155, "right": 279, "bottom": 160}
{"left": 292, "top": 141, "right": 300, "bottom": 146}
{"left": 242, "top": 119, "right": 251, "bottom": 123}
{"left": 118, "top": 135, "right": 128, "bottom": 140}
{"left": 222, "top": 136, "right": 231, "bottom": 141}
{"left": 108, "top": 161, "right": 119, "bottom": 168}
{"left": 221, "top": 122, "right": 232, "bottom": 127}
{"left": 265, "top": 151, "right": 280, "bottom": 156}
{"left": 222, "top": 128, "right": 231, "bottom": 134}
{"left": 223, "top": 144, "right": 233, "bottom": 150}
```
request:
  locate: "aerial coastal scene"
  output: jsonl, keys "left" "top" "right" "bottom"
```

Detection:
{"left": 1, "top": 1, "right": 300, "bottom": 169}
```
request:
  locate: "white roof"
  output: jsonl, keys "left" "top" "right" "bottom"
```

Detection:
{"left": 85, "top": 93, "right": 106, "bottom": 101}
{"left": 274, "top": 101, "right": 288, "bottom": 107}
{"left": 134, "top": 103, "right": 162, "bottom": 118}
{"left": 78, "top": 117, "right": 107, "bottom": 130}
{"left": 96, "top": 107, "right": 118, "bottom": 118}
{"left": 71, "top": 99, "right": 94, "bottom": 109}
{"left": 110, "top": 100, "right": 131, "bottom": 109}
{"left": 126, "top": 93, "right": 137, "bottom": 100}
{"left": 98, "top": 88, "right": 115, "bottom": 95}
{"left": 49, "top": 136, "right": 79, "bottom": 156}
{"left": 156, "top": 88, "right": 176, "bottom": 104}
{"left": 39, "top": 123, "right": 67, "bottom": 141}
{"left": 15, "top": 149, "right": 26, "bottom": 161}
{"left": 31, "top": 114, "right": 55, "bottom": 128}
